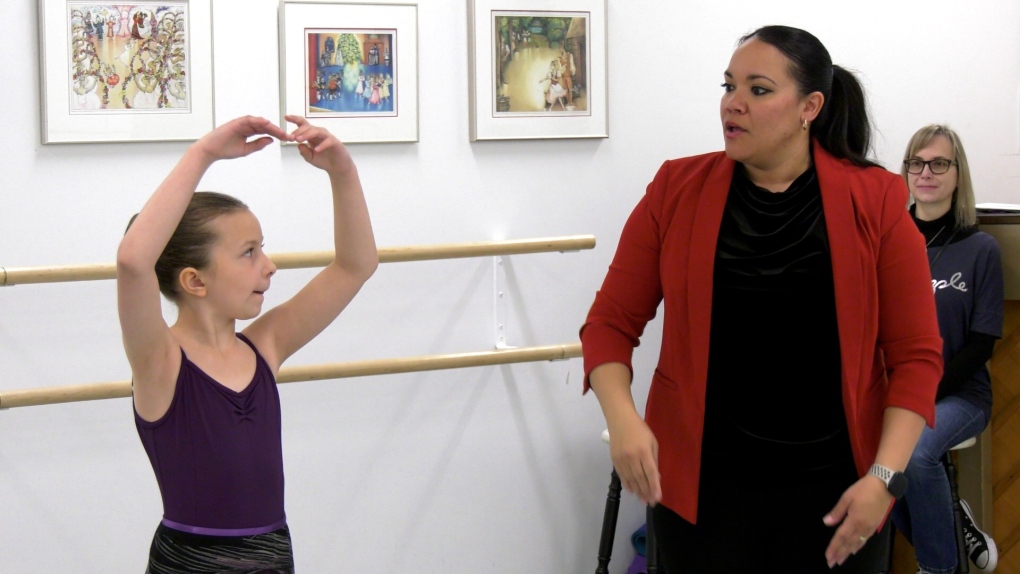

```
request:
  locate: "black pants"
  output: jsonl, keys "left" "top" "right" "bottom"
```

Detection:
{"left": 652, "top": 461, "right": 887, "bottom": 573}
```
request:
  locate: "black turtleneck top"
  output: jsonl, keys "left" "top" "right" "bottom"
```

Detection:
{"left": 701, "top": 164, "right": 853, "bottom": 482}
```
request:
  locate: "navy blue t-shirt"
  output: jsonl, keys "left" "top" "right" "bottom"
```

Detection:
{"left": 928, "top": 230, "right": 1004, "bottom": 420}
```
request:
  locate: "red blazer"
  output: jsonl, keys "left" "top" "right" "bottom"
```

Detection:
{"left": 581, "top": 141, "right": 942, "bottom": 523}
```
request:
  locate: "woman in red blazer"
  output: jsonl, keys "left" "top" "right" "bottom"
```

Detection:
{"left": 581, "top": 26, "right": 942, "bottom": 573}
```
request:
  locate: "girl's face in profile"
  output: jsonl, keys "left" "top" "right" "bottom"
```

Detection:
{"left": 201, "top": 210, "right": 277, "bottom": 320}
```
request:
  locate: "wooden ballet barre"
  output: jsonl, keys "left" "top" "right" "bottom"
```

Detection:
{"left": 0, "top": 343, "right": 581, "bottom": 409}
{"left": 0, "top": 235, "right": 595, "bottom": 287}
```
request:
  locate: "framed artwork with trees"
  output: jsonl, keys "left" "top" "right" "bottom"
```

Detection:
{"left": 279, "top": 0, "right": 418, "bottom": 144}
{"left": 468, "top": 0, "right": 607, "bottom": 140}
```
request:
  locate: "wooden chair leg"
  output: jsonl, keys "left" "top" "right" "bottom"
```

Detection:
{"left": 878, "top": 522, "right": 894, "bottom": 574}
{"left": 646, "top": 504, "right": 661, "bottom": 573}
{"left": 595, "top": 469, "right": 622, "bottom": 574}
{"left": 944, "top": 452, "right": 969, "bottom": 574}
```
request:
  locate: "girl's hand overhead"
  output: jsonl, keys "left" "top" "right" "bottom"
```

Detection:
{"left": 194, "top": 115, "right": 293, "bottom": 162}
{"left": 286, "top": 114, "right": 356, "bottom": 177}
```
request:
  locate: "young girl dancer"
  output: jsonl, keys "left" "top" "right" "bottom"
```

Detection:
{"left": 117, "top": 115, "right": 377, "bottom": 572}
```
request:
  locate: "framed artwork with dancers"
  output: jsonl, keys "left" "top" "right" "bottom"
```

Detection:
{"left": 279, "top": 0, "right": 418, "bottom": 144}
{"left": 38, "top": 0, "right": 214, "bottom": 144}
{"left": 468, "top": 0, "right": 607, "bottom": 141}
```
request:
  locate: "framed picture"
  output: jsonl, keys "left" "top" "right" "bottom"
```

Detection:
{"left": 279, "top": 0, "right": 419, "bottom": 144}
{"left": 468, "top": 0, "right": 607, "bottom": 141}
{"left": 37, "top": 0, "right": 214, "bottom": 144}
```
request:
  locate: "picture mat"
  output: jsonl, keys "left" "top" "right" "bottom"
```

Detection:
{"left": 38, "top": 0, "right": 213, "bottom": 143}
{"left": 468, "top": 0, "right": 606, "bottom": 141}
{"left": 280, "top": 1, "right": 418, "bottom": 144}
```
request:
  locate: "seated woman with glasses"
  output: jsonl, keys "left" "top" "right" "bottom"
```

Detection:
{"left": 892, "top": 125, "right": 1005, "bottom": 574}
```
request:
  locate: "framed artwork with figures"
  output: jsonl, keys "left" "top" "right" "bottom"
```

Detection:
{"left": 279, "top": 0, "right": 418, "bottom": 144}
{"left": 38, "top": 0, "right": 214, "bottom": 143}
{"left": 468, "top": 0, "right": 607, "bottom": 141}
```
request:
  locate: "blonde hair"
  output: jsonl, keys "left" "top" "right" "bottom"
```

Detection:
{"left": 901, "top": 124, "right": 976, "bottom": 228}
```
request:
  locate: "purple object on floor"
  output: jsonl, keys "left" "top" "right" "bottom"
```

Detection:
{"left": 626, "top": 554, "right": 647, "bottom": 574}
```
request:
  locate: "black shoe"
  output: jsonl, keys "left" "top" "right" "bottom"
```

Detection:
{"left": 960, "top": 499, "right": 998, "bottom": 571}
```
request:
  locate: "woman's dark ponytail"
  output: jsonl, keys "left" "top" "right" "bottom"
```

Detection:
{"left": 740, "top": 26, "right": 880, "bottom": 168}
{"left": 814, "top": 65, "right": 877, "bottom": 168}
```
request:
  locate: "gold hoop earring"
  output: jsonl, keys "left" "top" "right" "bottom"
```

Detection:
{"left": 802, "top": 118, "right": 809, "bottom": 131}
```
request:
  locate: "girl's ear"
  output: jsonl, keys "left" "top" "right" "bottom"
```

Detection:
{"left": 178, "top": 267, "right": 207, "bottom": 298}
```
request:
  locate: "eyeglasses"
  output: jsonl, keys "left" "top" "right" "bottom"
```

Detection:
{"left": 903, "top": 158, "right": 957, "bottom": 175}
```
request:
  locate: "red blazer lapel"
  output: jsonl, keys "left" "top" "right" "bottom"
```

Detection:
{"left": 686, "top": 155, "right": 735, "bottom": 381}
{"left": 815, "top": 141, "right": 865, "bottom": 417}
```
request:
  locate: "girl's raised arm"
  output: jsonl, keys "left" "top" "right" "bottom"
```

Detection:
{"left": 244, "top": 116, "right": 378, "bottom": 371}
{"left": 118, "top": 116, "right": 291, "bottom": 419}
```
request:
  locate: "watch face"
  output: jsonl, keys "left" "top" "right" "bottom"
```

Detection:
{"left": 889, "top": 472, "right": 909, "bottom": 499}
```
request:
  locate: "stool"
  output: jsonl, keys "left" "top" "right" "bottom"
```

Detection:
{"left": 945, "top": 436, "right": 978, "bottom": 574}
{"left": 595, "top": 429, "right": 661, "bottom": 574}
{"left": 880, "top": 436, "right": 977, "bottom": 574}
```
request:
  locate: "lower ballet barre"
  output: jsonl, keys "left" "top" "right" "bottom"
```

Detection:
{"left": 0, "top": 343, "right": 582, "bottom": 409}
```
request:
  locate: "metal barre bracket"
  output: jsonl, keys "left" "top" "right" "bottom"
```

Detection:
{"left": 494, "top": 256, "right": 517, "bottom": 350}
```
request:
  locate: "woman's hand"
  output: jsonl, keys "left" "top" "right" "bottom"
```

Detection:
{"left": 823, "top": 475, "right": 892, "bottom": 568}
{"left": 193, "top": 115, "right": 292, "bottom": 162}
{"left": 608, "top": 414, "right": 662, "bottom": 506}
{"left": 286, "top": 114, "right": 356, "bottom": 177}
{"left": 589, "top": 363, "right": 661, "bottom": 506}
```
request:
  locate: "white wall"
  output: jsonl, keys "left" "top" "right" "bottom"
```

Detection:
{"left": 1, "top": 1, "right": 1017, "bottom": 572}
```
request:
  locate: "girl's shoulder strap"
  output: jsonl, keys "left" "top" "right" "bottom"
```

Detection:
{"left": 234, "top": 332, "right": 274, "bottom": 377}
{"left": 134, "top": 345, "right": 185, "bottom": 423}
{"left": 235, "top": 332, "right": 259, "bottom": 355}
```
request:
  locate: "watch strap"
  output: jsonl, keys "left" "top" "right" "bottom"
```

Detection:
{"left": 869, "top": 463, "right": 908, "bottom": 499}
{"left": 868, "top": 463, "right": 896, "bottom": 487}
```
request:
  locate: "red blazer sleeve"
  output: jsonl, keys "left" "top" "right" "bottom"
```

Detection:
{"left": 875, "top": 175, "right": 943, "bottom": 425}
{"left": 580, "top": 161, "right": 670, "bottom": 392}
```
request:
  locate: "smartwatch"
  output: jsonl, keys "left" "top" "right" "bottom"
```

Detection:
{"left": 868, "top": 463, "right": 908, "bottom": 499}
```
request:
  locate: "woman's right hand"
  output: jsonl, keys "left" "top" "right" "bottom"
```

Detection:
{"left": 590, "top": 362, "right": 662, "bottom": 506}
{"left": 193, "top": 115, "right": 293, "bottom": 162}
{"left": 608, "top": 414, "right": 662, "bottom": 506}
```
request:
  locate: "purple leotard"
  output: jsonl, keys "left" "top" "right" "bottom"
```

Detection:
{"left": 135, "top": 333, "right": 286, "bottom": 535}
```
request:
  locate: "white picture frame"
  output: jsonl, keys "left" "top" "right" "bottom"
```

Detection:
{"left": 38, "top": 0, "right": 214, "bottom": 144}
{"left": 468, "top": 0, "right": 607, "bottom": 141}
{"left": 279, "top": 0, "right": 419, "bottom": 144}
